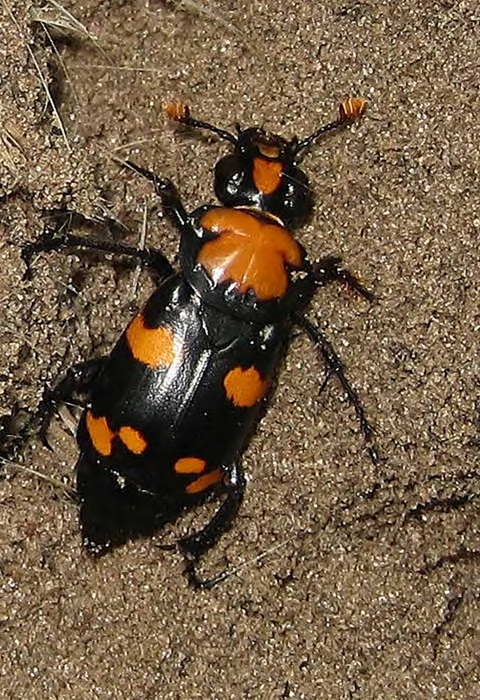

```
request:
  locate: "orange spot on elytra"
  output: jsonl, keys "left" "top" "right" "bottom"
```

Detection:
{"left": 199, "top": 208, "right": 302, "bottom": 300}
{"left": 86, "top": 411, "right": 115, "bottom": 457}
{"left": 174, "top": 457, "right": 206, "bottom": 475}
{"left": 224, "top": 366, "right": 267, "bottom": 408}
{"left": 186, "top": 468, "right": 223, "bottom": 495}
{"left": 252, "top": 157, "right": 283, "bottom": 195}
{"left": 118, "top": 426, "right": 147, "bottom": 455}
{"left": 86, "top": 413, "right": 149, "bottom": 458}
{"left": 126, "top": 314, "right": 176, "bottom": 368}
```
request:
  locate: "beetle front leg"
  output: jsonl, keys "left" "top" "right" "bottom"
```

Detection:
{"left": 123, "top": 160, "right": 199, "bottom": 245}
{"left": 22, "top": 227, "right": 173, "bottom": 281}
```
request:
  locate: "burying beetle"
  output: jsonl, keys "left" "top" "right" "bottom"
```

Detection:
{"left": 23, "top": 98, "right": 376, "bottom": 587}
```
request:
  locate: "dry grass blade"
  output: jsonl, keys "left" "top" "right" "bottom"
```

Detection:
{"left": 205, "top": 536, "right": 295, "bottom": 586}
{"left": 164, "top": 0, "right": 256, "bottom": 54}
{"left": 168, "top": 0, "right": 241, "bottom": 38}
{"left": 130, "top": 199, "right": 148, "bottom": 300}
{"left": 2, "top": 0, "right": 71, "bottom": 152}
{"left": 2, "top": 458, "right": 76, "bottom": 498}
{"left": 30, "top": 0, "right": 111, "bottom": 63}
{"left": 81, "top": 64, "right": 165, "bottom": 74}
{"left": 39, "top": 19, "right": 81, "bottom": 107}
{"left": 0, "top": 121, "right": 27, "bottom": 181}
{"left": 28, "top": 44, "right": 71, "bottom": 151}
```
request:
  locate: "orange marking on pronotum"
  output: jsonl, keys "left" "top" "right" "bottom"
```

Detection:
{"left": 126, "top": 314, "right": 176, "bottom": 368}
{"left": 186, "top": 468, "right": 223, "bottom": 495}
{"left": 252, "top": 157, "right": 283, "bottom": 195}
{"left": 199, "top": 208, "right": 302, "bottom": 300}
{"left": 257, "top": 142, "right": 281, "bottom": 159}
{"left": 118, "top": 426, "right": 147, "bottom": 455}
{"left": 174, "top": 457, "right": 207, "bottom": 475}
{"left": 86, "top": 411, "right": 115, "bottom": 457}
{"left": 223, "top": 366, "right": 268, "bottom": 408}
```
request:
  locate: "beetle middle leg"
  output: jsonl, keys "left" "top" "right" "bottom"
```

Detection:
{"left": 22, "top": 222, "right": 174, "bottom": 281}
{"left": 36, "top": 358, "right": 107, "bottom": 449}
{"left": 295, "top": 314, "right": 378, "bottom": 464}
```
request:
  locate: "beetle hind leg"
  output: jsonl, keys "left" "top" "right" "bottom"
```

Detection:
{"left": 177, "top": 461, "right": 246, "bottom": 589}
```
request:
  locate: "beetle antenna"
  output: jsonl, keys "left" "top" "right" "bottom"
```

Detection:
{"left": 164, "top": 102, "right": 238, "bottom": 146}
{"left": 294, "top": 97, "right": 367, "bottom": 156}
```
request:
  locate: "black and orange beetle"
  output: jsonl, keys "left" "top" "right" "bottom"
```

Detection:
{"left": 23, "top": 98, "right": 376, "bottom": 587}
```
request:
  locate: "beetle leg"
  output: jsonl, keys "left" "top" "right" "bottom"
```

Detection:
{"left": 312, "top": 256, "right": 374, "bottom": 301}
{"left": 123, "top": 161, "right": 201, "bottom": 247}
{"left": 294, "top": 314, "right": 378, "bottom": 465}
{"left": 22, "top": 227, "right": 174, "bottom": 281}
{"left": 178, "top": 462, "right": 246, "bottom": 589}
{"left": 37, "top": 359, "right": 107, "bottom": 449}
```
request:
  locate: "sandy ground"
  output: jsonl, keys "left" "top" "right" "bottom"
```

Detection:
{"left": 0, "top": 0, "right": 479, "bottom": 698}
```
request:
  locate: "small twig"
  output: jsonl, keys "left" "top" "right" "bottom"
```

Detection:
{"left": 200, "top": 536, "right": 295, "bottom": 587}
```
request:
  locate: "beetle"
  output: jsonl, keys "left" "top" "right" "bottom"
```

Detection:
{"left": 23, "top": 98, "right": 376, "bottom": 587}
